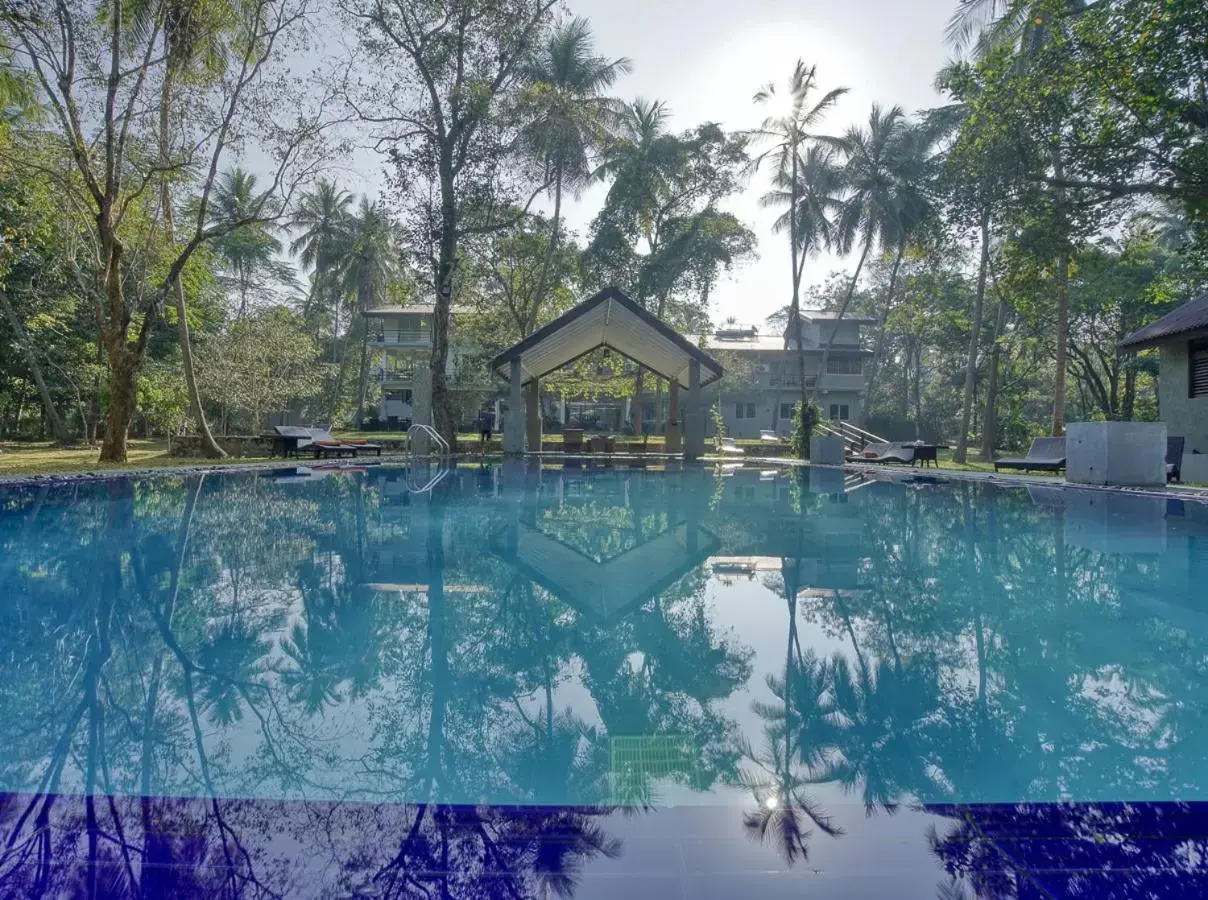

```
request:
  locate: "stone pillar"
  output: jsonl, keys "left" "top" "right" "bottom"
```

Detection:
{"left": 559, "top": 395, "right": 567, "bottom": 425}
{"left": 666, "top": 380, "right": 682, "bottom": 453}
{"left": 685, "top": 359, "right": 705, "bottom": 459}
{"left": 525, "top": 376, "right": 541, "bottom": 451}
{"left": 503, "top": 357, "right": 524, "bottom": 455}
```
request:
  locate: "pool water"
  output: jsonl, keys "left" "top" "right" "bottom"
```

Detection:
{"left": 3, "top": 461, "right": 1208, "bottom": 897}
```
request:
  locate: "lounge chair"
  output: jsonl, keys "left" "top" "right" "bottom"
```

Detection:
{"left": 306, "top": 428, "right": 382, "bottom": 459}
{"left": 563, "top": 429, "right": 585, "bottom": 453}
{"left": 716, "top": 437, "right": 744, "bottom": 455}
{"left": 759, "top": 429, "right": 784, "bottom": 444}
{"left": 994, "top": 437, "right": 1066, "bottom": 473}
{"left": 1168, "top": 436, "right": 1185, "bottom": 483}
{"left": 859, "top": 441, "right": 916, "bottom": 465}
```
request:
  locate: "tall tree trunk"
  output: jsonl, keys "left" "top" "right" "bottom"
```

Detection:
{"left": 633, "top": 368, "right": 645, "bottom": 436}
{"left": 99, "top": 344, "right": 138, "bottom": 463}
{"left": 430, "top": 157, "right": 458, "bottom": 447}
{"left": 530, "top": 160, "right": 564, "bottom": 322}
{"left": 955, "top": 213, "right": 990, "bottom": 464}
{"left": 787, "top": 149, "right": 809, "bottom": 457}
{"left": 355, "top": 317, "right": 370, "bottom": 429}
{"left": 1051, "top": 149, "right": 1069, "bottom": 437}
{"left": 0, "top": 288, "right": 71, "bottom": 443}
{"left": 980, "top": 295, "right": 1008, "bottom": 460}
{"left": 817, "top": 238, "right": 872, "bottom": 402}
{"left": 862, "top": 245, "right": 906, "bottom": 409}
{"left": 160, "top": 69, "right": 225, "bottom": 458}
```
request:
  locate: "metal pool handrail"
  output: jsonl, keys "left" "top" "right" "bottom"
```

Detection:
{"left": 407, "top": 423, "right": 450, "bottom": 456}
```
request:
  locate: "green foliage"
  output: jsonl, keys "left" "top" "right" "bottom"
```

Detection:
{"left": 196, "top": 306, "right": 324, "bottom": 433}
{"left": 789, "top": 399, "right": 820, "bottom": 458}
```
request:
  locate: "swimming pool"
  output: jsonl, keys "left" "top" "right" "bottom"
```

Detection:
{"left": 2, "top": 462, "right": 1207, "bottom": 896}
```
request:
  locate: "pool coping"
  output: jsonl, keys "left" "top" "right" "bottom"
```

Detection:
{"left": 3, "top": 451, "right": 1207, "bottom": 505}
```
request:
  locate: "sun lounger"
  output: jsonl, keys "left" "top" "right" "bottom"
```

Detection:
{"left": 859, "top": 441, "right": 916, "bottom": 465}
{"left": 307, "top": 428, "right": 382, "bottom": 459}
{"left": 563, "top": 429, "right": 585, "bottom": 453}
{"left": 994, "top": 437, "right": 1066, "bottom": 473}
{"left": 716, "top": 437, "right": 744, "bottom": 454}
{"left": 759, "top": 430, "right": 784, "bottom": 443}
{"left": 1168, "top": 436, "right": 1185, "bottom": 483}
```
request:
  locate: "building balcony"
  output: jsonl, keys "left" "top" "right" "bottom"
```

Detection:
{"left": 369, "top": 334, "right": 431, "bottom": 348}
{"left": 766, "top": 373, "right": 865, "bottom": 392}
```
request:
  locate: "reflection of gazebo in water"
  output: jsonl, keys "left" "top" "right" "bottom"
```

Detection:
{"left": 490, "top": 287, "right": 723, "bottom": 458}
{"left": 492, "top": 513, "right": 720, "bottom": 625}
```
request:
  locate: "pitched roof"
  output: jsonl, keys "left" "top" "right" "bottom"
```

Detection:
{"left": 1119, "top": 290, "right": 1208, "bottom": 350}
{"left": 490, "top": 287, "right": 723, "bottom": 389}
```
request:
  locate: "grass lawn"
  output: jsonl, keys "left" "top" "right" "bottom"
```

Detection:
{"left": 0, "top": 440, "right": 274, "bottom": 477}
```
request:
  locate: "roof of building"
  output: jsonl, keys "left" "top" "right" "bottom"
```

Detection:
{"left": 490, "top": 287, "right": 724, "bottom": 389}
{"left": 1119, "top": 290, "right": 1208, "bottom": 350}
{"left": 364, "top": 304, "right": 472, "bottom": 316}
{"left": 698, "top": 334, "right": 871, "bottom": 355}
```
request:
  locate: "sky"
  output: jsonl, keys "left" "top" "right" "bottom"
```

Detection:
{"left": 330, "top": 0, "right": 961, "bottom": 328}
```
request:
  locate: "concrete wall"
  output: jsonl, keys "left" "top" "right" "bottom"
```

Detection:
{"left": 1067, "top": 421, "right": 1167, "bottom": 486}
{"left": 1160, "top": 341, "right": 1208, "bottom": 482}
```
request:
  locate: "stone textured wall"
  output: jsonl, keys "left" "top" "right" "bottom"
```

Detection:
{"left": 168, "top": 435, "right": 278, "bottom": 458}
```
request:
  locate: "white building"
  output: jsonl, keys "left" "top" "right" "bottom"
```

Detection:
{"left": 703, "top": 314, "right": 874, "bottom": 439}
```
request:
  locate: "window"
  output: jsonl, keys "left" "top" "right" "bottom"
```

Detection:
{"left": 779, "top": 403, "right": 794, "bottom": 420}
{"left": 826, "top": 357, "right": 862, "bottom": 375}
{"left": 829, "top": 404, "right": 850, "bottom": 421}
{"left": 735, "top": 402, "right": 756, "bottom": 420}
{"left": 1192, "top": 339, "right": 1208, "bottom": 398}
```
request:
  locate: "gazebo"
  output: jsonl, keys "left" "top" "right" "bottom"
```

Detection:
{"left": 489, "top": 287, "right": 723, "bottom": 458}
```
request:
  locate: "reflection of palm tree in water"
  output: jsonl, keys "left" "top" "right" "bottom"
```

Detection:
{"left": 739, "top": 557, "right": 844, "bottom": 864}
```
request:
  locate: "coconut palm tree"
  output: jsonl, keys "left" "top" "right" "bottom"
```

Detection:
{"left": 747, "top": 60, "right": 848, "bottom": 443}
{"left": 156, "top": 0, "right": 241, "bottom": 459}
{"left": 819, "top": 105, "right": 919, "bottom": 395}
{"left": 290, "top": 180, "right": 354, "bottom": 340}
{"left": 522, "top": 17, "right": 630, "bottom": 313}
{"left": 208, "top": 167, "right": 292, "bottom": 318}
{"left": 343, "top": 197, "right": 401, "bottom": 427}
{"left": 759, "top": 145, "right": 847, "bottom": 434}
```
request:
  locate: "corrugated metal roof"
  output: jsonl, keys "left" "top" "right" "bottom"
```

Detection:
{"left": 490, "top": 287, "right": 723, "bottom": 388}
{"left": 1119, "top": 290, "right": 1208, "bottom": 350}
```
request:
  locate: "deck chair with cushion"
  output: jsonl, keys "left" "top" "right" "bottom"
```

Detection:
{"left": 562, "top": 429, "right": 585, "bottom": 453}
{"left": 859, "top": 441, "right": 916, "bottom": 465}
{"left": 1168, "top": 436, "right": 1185, "bottom": 483}
{"left": 716, "top": 437, "right": 744, "bottom": 455}
{"left": 994, "top": 437, "right": 1066, "bottom": 473}
{"left": 307, "top": 428, "right": 382, "bottom": 459}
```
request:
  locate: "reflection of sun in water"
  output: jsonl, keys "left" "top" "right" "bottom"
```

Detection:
{"left": 765, "top": 795, "right": 780, "bottom": 809}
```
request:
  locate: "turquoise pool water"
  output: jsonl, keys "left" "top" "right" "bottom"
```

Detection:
{"left": 2, "top": 462, "right": 1208, "bottom": 895}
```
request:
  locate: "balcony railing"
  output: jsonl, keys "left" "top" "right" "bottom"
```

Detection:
{"left": 370, "top": 333, "right": 431, "bottom": 347}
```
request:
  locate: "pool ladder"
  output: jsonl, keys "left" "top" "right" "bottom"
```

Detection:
{"left": 407, "top": 423, "right": 451, "bottom": 457}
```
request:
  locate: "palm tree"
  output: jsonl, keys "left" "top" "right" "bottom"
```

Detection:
{"left": 591, "top": 97, "right": 676, "bottom": 433}
{"left": 819, "top": 105, "right": 917, "bottom": 399}
{"left": 156, "top": 0, "right": 240, "bottom": 459}
{"left": 290, "top": 179, "right": 354, "bottom": 341}
{"left": 747, "top": 60, "right": 848, "bottom": 444}
{"left": 523, "top": 17, "right": 630, "bottom": 316}
{"left": 208, "top": 167, "right": 291, "bottom": 318}
{"left": 343, "top": 197, "right": 401, "bottom": 427}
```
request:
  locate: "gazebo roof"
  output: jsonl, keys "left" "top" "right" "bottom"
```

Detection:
{"left": 490, "top": 287, "right": 723, "bottom": 388}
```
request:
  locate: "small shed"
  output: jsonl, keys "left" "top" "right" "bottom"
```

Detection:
{"left": 1119, "top": 289, "right": 1208, "bottom": 482}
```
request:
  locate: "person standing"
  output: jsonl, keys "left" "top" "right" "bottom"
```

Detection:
{"left": 477, "top": 406, "right": 496, "bottom": 454}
